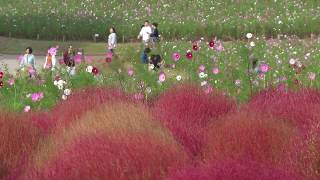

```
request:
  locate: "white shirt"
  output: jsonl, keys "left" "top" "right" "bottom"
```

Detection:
{"left": 108, "top": 33, "right": 117, "bottom": 49}
{"left": 20, "top": 54, "right": 36, "bottom": 70}
{"left": 139, "top": 26, "right": 152, "bottom": 41}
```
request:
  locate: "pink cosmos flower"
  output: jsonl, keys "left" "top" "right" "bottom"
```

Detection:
{"left": 259, "top": 64, "right": 269, "bottom": 73}
{"left": 28, "top": 67, "right": 35, "bottom": 75}
{"left": 7, "top": 78, "right": 15, "bottom": 86}
{"left": 24, "top": 106, "right": 31, "bottom": 113}
{"left": 171, "top": 64, "right": 176, "bottom": 69}
{"left": 159, "top": 72, "right": 166, "bottom": 82}
{"left": 215, "top": 41, "right": 224, "bottom": 52}
{"left": 258, "top": 73, "right": 265, "bottom": 80}
{"left": 127, "top": 68, "right": 134, "bottom": 77}
{"left": 235, "top": 79, "right": 241, "bottom": 86}
{"left": 172, "top": 52, "right": 181, "bottom": 62}
{"left": 308, "top": 72, "right": 316, "bottom": 81}
{"left": 198, "top": 64, "right": 205, "bottom": 72}
{"left": 31, "top": 92, "right": 44, "bottom": 102}
{"left": 212, "top": 67, "right": 219, "bottom": 75}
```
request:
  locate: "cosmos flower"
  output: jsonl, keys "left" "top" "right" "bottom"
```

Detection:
{"left": 176, "top": 75, "right": 182, "bottom": 81}
{"left": 250, "top": 41, "right": 255, "bottom": 47}
{"left": 289, "top": 58, "right": 296, "bottom": 65}
{"left": 198, "top": 72, "right": 207, "bottom": 79}
{"left": 7, "top": 78, "right": 15, "bottom": 86}
{"left": 204, "top": 85, "right": 213, "bottom": 94}
{"left": 0, "top": 71, "right": 4, "bottom": 79}
{"left": 127, "top": 68, "right": 134, "bottom": 76}
{"left": 186, "top": 51, "right": 193, "bottom": 60}
{"left": 198, "top": 64, "right": 205, "bottom": 72}
{"left": 92, "top": 67, "right": 99, "bottom": 75}
{"left": 209, "top": 40, "right": 215, "bottom": 48}
{"left": 64, "top": 89, "right": 72, "bottom": 96}
{"left": 235, "top": 79, "right": 241, "bottom": 86}
{"left": 192, "top": 44, "right": 199, "bottom": 51}
{"left": 172, "top": 52, "right": 181, "bottom": 62}
{"left": 212, "top": 67, "right": 219, "bottom": 75}
{"left": 24, "top": 106, "right": 31, "bottom": 113}
{"left": 0, "top": 81, "right": 3, "bottom": 88}
{"left": 201, "top": 81, "right": 207, "bottom": 86}
{"left": 86, "top": 66, "right": 93, "bottom": 73}
{"left": 259, "top": 64, "right": 269, "bottom": 73}
{"left": 246, "top": 33, "right": 253, "bottom": 39}
{"left": 74, "top": 55, "right": 82, "bottom": 64}
{"left": 215, "top": 41, "right": 224, "bottom": 52}
{"left": 159, "top": 72, "right": 166, "bottom": 82}
{"left": 62, "top": 95, "right": 68, "bottom": 100}
{"left": 308, "top": 72, "right": 316, "bottom": 81}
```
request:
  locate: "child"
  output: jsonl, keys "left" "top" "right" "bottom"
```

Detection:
{"left": 108, "top": 27, "right": 117, "bottom": 54}
{"left": 150, "top": 23, "right": 159, "bottom": 43}
{"left": 149, "top": 54, "right": 164, "bottom": 70}
{"left": 63, "top": 46, "right": 76, "bottom": 75}
{"left": 43, "top": 46, "right": 57, "bottom": 71}
{"left": 137, "top": 20, "right": 152, "bottom": 47}
{"left": 140, "top": 47, "right": 151, "bottom": 64}
{"left": 19, "top": 47, "right": 36, "bottom": 76}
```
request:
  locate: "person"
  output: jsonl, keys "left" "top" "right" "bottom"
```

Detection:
{"left": 19, "top": 47, "right": 36, "bottom": 76}
{"left": 140, "top": 47, "right": 151, "bottom": 64}
{"left": 43, "top": 46, "right": 57, "bottom": 71}
{"left": 149, "top": 54, "right": 164, "bottom": 70}
{"left": 137, "top": 20, "right": 152, "bottom": 46}
{"left": 150, "top": 23, "right": 159, "bottom": 43}
{"left": 63, "top": 46, "right": 76, "bottom": 75}
{"left": 108, "top": 27, "right": 117, "bottom": 54}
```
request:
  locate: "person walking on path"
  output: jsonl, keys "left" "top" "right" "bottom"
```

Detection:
{"left": 137, "top": 20, "right": 152, "bottom": 47}
{"left": 108, "top": 27, "right": 117, "bottom": 55}
{"left": 19, "top": 47, "right": 36, "bottom": 77}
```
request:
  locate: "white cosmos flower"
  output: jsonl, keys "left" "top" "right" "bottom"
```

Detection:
{"left": 176, "top": 75, "right": 182, "bottom": 81}
{"left": 64, "top": 89, "right": 72, "bottom": 96}
{"left": 62, "top": 95, "right": 67, "bottom": 100}
{"left": 201, "top": 81, "right": 207, "bottom": 86}
{"left": 26, "top": 94, "right": 31, "bottom": 98}
{"left": 250, "top": 41, "right": 255, "bottom": 47}
{"left": 199, "top": 72, "right": 206, "bottom": 79}
{"left": 57, "top": 80, "right": 66, "bottom": 86}
{"left": 54, "top": 80, "right": 58, "bottom": 86}
{"left": 289, "top": 58, "right": 296, "bottom": 65}
{"left": 86, "top": 66, "right": 93, "bottom": 73}
{"left": 58, "top": 84, "right": 64, "bottom": 90}
{"left": 246, "top": 33, "right": 253, "bottom": 39}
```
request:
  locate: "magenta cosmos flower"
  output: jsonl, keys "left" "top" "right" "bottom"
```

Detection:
{"left": 172, "top": 52, "right": 181, "bottom": 62}
{"left": 24, "top": 106, "right": 31, "bottom": 113}
{"left": 7, "top": 78, "right": 15, "bottom": 86}
{"left": 186, "top": 51, "right": 193, "bottom": 60}
{"left": 0, "top": 71, "right": 4, "bottom": 79}
{"left": 192, "top": 44, "right": 199, "bottom": 51}
{"left": 159, "top": 72, "right": 166, "bottom": 82}
{"left": 92, "top": 67, "right": 99, "bottom": 75}
{"left": 209, "top": 40, "right": 215, "bottom": 49}
{"left": 259, "top": 64, "right": 269, "bottom": 73}
{"left": 74, "top": 55, "right": 82, "bottom": 64}
{"left": 0, "top": 81, "right": 3, "bottom": 88}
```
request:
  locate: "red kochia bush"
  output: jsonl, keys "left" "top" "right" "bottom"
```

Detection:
{"left": 153, "top": 84, "right": 236, "bottom": 157}
{"left": 31, "top": 87, "right": 127, "bottom": 133}
{"left": 168, "top": 158, "right": 301, "bottom": 180}
{"left": 0, "top": 112, "right": 42, "bottom": 179}
{"left": 24, "top": 102, "right": 189, "bottom": 180}
{"left": 247, "top": 88, "right": 320, "bottom": 130}
{"left": 203, "top": 111, "right": 298, "bottom": 169}
{"left": 29, "top": 134, "right": 187, "bottom": 180}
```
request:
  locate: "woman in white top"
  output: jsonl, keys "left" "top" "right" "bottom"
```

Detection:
{"left": 108, "top": 27, "right": 117, "bottom": 54}
{"left": 19, "top": 47, "right": 36, "bottom": 73}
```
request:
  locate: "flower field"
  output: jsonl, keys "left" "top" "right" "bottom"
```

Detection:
{"left": 0, "top": 0, "right": 319, "bottom": 40}
{"left": 1, "top": 0, "right": 320, "bottom": 179}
